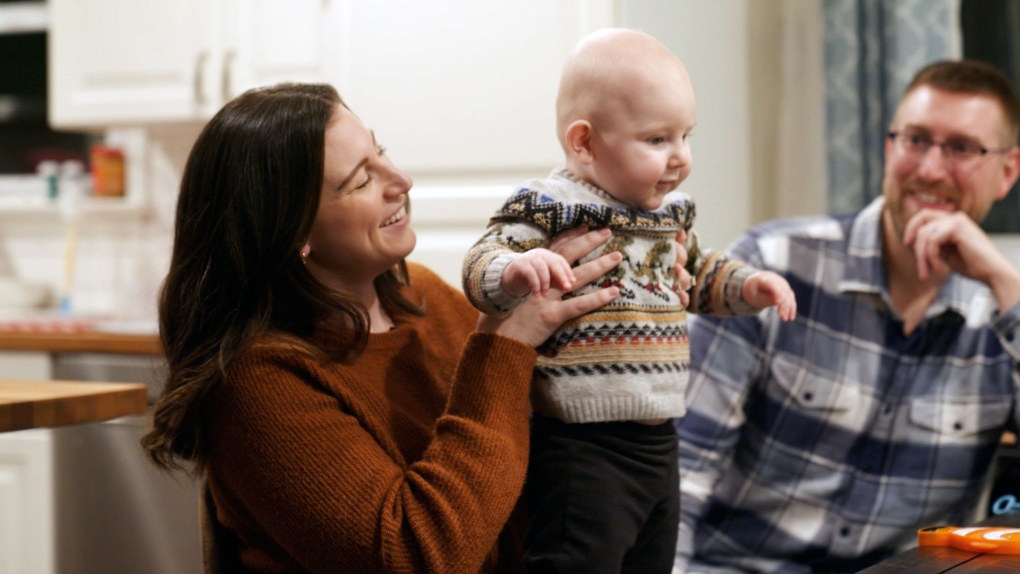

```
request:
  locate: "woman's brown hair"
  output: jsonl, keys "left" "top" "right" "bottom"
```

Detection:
{"left": 141, "top": 83, "right": 422, "bottom": 473}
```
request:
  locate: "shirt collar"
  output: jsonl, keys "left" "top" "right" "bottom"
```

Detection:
{"left": 838, "top": 196, "right": 988, "bottom": 322}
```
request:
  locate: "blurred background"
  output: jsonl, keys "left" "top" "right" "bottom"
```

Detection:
{"left": 1, "top": 1, "right": 1019, "bottom": 573}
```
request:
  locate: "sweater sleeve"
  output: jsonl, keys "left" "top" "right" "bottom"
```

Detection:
{"left": 206, "top": 330, "right": 536, "bottom": 574}
{"left": 685, "top": 228, "right": 760, "bottom": 317}
{"left": 462, "top": 219, "right": 552, "bottom": 316}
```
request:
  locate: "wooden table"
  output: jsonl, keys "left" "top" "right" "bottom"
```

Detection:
{"left": 0, "top": 379, "right": 148, "bottom": 432}
{"left": 859, "top": 512, "right": 1020, "bottom": 573}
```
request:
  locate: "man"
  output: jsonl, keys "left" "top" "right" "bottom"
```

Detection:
{"left": 675, "top": 60, "right": 1020, "bottom": 573}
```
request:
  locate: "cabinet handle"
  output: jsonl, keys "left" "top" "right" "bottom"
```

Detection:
{"left": 222, "top": 49, "right": 236, "bottom": 103}
{"left": 194, "top": 50, "right": 209, "bottom": 107}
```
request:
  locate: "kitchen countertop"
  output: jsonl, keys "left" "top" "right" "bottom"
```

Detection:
{"left": 0, "top": 317, "right": 161, "bottom": 355}
{"left": 0, "top": 379, "right": 148, "bottom": 432}
{"left": 0, "top": 331, "right": 161, "bottom": 354}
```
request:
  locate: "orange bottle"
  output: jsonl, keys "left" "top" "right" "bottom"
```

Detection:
{"left": 89, "top": 145, "right": 125, "bottom": 197}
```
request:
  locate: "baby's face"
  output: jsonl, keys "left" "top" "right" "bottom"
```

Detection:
{"left": 588, "top": 70, "right": 696, "bottom": 211}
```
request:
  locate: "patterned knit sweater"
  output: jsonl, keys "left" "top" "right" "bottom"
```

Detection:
{"left": 204, "top": 264, "right": 537, "bottom": 574}
{"left": 463, "top": 168, "right": 760, "bottom": 423}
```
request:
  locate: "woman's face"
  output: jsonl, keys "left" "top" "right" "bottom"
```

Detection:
{"left": 303, "top": 106, "right": 415, "bottom": 294}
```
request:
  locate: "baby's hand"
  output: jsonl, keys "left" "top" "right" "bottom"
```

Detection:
{"left": 742, "top": 271, "right": 797, "bottom": 321}
{"left": 503, "top": 248, "right": 576, "bottom": 298}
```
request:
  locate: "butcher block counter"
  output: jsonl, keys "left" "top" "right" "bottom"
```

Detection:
{"left": 0, "top": 316, "right": 160, "bottom": 430}
{"left": 0, "top": 379, "right": 148, "bottom": 432}
{"left": 0, "top": 330, "right": 161, "bottom": 355}
{"left": 0, "top": 317, "right": 161, "bottom": 355}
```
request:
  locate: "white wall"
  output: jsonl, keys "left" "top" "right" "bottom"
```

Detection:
{"left": 620, "top": 0, "right": 754, "bottom": 251}
{"left": 3, "top": 1, "right": 813, "bottom": 315}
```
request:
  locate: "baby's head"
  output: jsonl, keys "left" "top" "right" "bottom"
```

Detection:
{"left": 556, "top": 29, "right": 695, "bottom": 211}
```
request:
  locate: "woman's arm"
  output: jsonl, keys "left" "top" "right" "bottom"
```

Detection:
{"left": 207, "top": 333, "right": 535, "bottom": 574}
{"left": 208, "top": 229, "right": 621, "bottom": 573}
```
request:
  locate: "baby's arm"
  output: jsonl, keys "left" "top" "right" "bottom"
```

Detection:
{"left": 463, "top": 219, "right": 554, "bottom": 316}
{"left": 683, "top": 228, "right": 794, "bottom": 320}
{"left": 502, "top": 248, "right": 576, "bottom": 297}
{"left": 741, "top": 271, "right": 797, "bottom": 321}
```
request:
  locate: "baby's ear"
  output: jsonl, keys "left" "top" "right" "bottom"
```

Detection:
{"left": 564, "top": 120, "right": 594, "bottom": 165}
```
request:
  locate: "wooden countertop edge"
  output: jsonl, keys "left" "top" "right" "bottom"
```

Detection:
{"left": 0, "top": 380, "right": 149, "bottom": 432}
{"left": 0, "top": 331, "right": 162, "bottom": 355}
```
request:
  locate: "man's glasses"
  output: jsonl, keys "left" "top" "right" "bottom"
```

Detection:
{"left": 887, "top": 130, "right": 1013, "bottom": 168}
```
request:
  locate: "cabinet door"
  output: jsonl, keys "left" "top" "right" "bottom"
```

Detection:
{"left": 341, "top": 0, "right": 615, "bottom": 175}
{"left": 0, "top": 430, "right": 53, "bottom": 574}
{"left": 223, "top": 0, "right": 341, "bottom": 100}
{"left": 49, "top": 0, "right": 215, "bottom": 127}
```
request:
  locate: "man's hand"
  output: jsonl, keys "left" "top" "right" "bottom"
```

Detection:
{"left": 742, "top": 271, "right": 797, "bottom": 321}
{"left": 502, "top": 248, "right": 576, "bottom": 297}
{"left": 904, "top": 208, "right": 1020, "bottom": 312}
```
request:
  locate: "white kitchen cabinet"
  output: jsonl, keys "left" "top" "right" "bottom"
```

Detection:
{"left": 50, "top": 0, "right": 615, "bottom": 173}
{"left": 223, "top": 0, "right": 341, "bottom": 97}
{"left": 0, "top": 351, "right": 53, "bottom": 574}
{"left": 0, "top": 429, "right": 54, "bottom": 574}
{"left": 48, "top": 0, "right": 216, "bottom": 126}
{"left": 48, "top": 0, "right": 338, "bottom": 128}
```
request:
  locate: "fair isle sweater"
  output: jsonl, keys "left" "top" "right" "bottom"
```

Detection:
{"left": 463, "top": 168, "right": 761, "bottom": 424}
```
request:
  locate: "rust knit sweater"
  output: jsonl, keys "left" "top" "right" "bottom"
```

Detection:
{"left": 205, "top": 264, "right": 537, "bottom": 573}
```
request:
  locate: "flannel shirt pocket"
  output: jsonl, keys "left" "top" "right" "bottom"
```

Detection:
{"left": 770, "top": 352, "right": 860, "bottom": 412}
{"left": 909, "top": 397, "right": 1011, "bottom": 439}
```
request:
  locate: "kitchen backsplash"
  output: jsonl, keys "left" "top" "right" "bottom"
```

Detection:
{"left": 0, "top": 126, "right": 196, "bottom": 320}
{"left": 0, "top": 124, "right": 514, "bottom": 320}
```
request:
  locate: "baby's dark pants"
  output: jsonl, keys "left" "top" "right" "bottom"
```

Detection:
{"left": 523, "top": 413, "right": 679, "bottom": 574}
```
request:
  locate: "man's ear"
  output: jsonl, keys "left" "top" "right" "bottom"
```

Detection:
{"left": 997, "top": 147, "right": 1020, "bottom": 201}
{"left": 564, "top": 120, "right": 594, "bottom": 165}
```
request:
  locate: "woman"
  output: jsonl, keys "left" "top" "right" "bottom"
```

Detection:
{"left": 140, "top": 83, "right": 622, "bottom": 573}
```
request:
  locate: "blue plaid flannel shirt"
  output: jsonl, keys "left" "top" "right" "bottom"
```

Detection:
{"left": 675, "top": 198, "right": 1020, "bottom": 574}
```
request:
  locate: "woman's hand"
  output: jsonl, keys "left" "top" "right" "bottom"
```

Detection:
{"left": 675, "top": 229, "right": 692, "bottom": 308}
{"left": 477, "top": 227, "right": 621, "bottom": 347}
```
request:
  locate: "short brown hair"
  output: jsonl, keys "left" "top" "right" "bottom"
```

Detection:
{"left": 905, "top": 60, "right": 1020, "bottom": 145}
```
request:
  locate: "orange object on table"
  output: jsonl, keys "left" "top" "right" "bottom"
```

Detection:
{"left": 89, "top": 145, "right": 125, "bottom": 196}
{"left": 918, "top": 525, "right": 1020, "bottom": 554}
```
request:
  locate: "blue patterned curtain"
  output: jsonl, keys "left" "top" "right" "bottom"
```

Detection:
{"left": 823, "top": 0, "right": 954, "bottom": 214}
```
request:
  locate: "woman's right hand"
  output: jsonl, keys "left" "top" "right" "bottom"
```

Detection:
{"left": 477, "top": 227, "right": 621, "bottom": 347}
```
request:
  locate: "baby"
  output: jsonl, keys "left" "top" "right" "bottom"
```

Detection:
{"left": 462, "top": 29, "right": 796, "bottom": 573}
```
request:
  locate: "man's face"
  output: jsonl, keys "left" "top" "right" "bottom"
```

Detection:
{"left": 883, "top": 85, "right": 1020, "bottom": 241}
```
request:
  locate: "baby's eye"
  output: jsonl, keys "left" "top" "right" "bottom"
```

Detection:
{"left": 378, "top": 145, "right": 387, "bottom": 156}
{"left": 647, "top": 136, "right": 666, "bottom": 145}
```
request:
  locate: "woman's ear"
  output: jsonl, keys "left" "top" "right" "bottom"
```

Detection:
{"left": 564, "top": 120, "right": 595, "bottom": 165}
